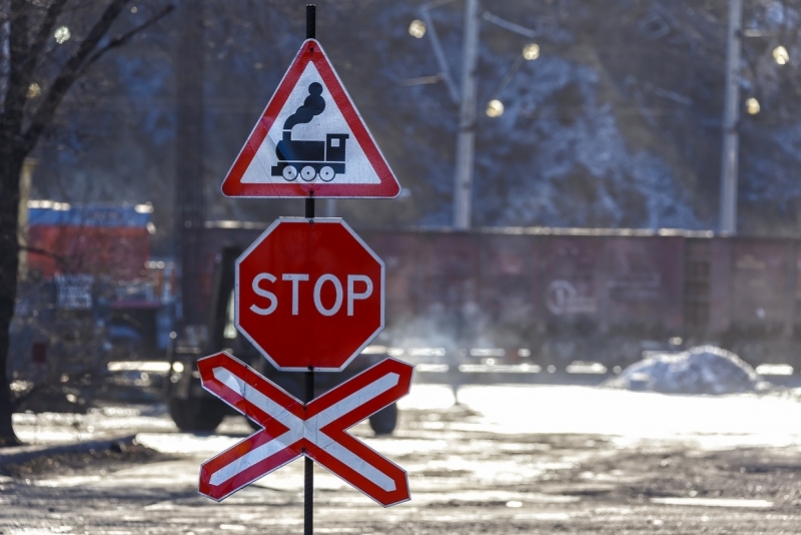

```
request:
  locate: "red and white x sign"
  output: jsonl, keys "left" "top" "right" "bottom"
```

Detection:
{"left": 196, "top": 353, "right": 413, "bottom": 506}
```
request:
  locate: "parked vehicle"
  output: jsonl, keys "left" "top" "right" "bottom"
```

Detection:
{"left": 10, "top": 202, "right": 173, "bottom": 412}
{"left": 166, "top": 245, "right": 397, "bottom": 434}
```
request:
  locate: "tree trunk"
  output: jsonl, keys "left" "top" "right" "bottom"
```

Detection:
{"left": 0, "top": 147, "right": 24, "bottom": 446}
{"left": 0, "top": 0, "right": 171, "bottom": 447}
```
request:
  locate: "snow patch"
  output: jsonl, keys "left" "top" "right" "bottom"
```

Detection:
{"left": 605, "top": 345, "right": 769, "bottom": 395}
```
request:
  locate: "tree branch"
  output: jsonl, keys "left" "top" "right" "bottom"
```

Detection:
{"left": 4, "top": 0, "right": 70, "bottom": 133}
{"left": 77, "top": 4, "right": 175, "bottom": 77}
{"left": 20, "top": 245, "right": 66, "bottom": 265}
{"left": 23, "top": 0, "right": 70, "bottom": 74}
{"left": 21, "top": 0, "right": 133, "bottom": 153}
{"left": 3, "top": 0, "right": 33, "bottom": 145}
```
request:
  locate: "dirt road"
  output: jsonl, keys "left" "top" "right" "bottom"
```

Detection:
{"left": 3, "top": 384, "right": 801, "bottom": 534}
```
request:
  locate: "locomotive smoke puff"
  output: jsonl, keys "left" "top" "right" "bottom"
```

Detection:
{"left": 283, "top": 82, "right": 326, "bottom": 130}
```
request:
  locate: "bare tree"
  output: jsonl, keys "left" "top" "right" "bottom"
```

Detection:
{"left": 0, "top": 0, "right": 173, "bottom": 446}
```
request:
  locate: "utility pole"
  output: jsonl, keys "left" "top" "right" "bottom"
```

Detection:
{"left": 175, "top": 0, "right": 206, "bottom": 326}
{"left": 453, "top": 0, "right": 479, "bottom": 230}
{"left": 720, "top": 0, "right": 742, "bottom": 236}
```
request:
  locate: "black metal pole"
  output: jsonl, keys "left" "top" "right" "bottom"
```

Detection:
{"left": 305, "top": 4, "right": 316, "bottom": 222}
{"left": 304, "top": 10, "right": 316, "bottom": 535}
{"left": 306, "top": 4, "right": 316, "bottom": 40}
{"left": 305, "top": 195, "right": 315, "bottom": 219}
{"left": 304, "top": 365, "right": 314, "bottom": 535}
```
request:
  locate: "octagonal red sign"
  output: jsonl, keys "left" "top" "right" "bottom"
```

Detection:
{"left": 235, "top": 217, "right": 384, "bottom": 371}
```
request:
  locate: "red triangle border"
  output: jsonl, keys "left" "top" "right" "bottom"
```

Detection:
{"left": 220, "top": 39, "right": 401, "bottom": 199}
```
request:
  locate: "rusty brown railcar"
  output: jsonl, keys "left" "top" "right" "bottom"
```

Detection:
{"left": 187, "top": 223, "right": 801, "bottom": 369}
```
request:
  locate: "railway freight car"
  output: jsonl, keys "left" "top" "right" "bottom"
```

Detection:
{"left": 166, "top": 222, "right": 801, "bottom": 430}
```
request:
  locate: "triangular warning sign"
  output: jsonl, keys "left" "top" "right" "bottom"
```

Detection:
{"left": 221, "top": 39, "right": 401, "bottom": 198}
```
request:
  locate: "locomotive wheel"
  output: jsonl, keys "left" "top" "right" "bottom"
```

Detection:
{"left": 282, "top": 165, "right": 298, "bottom": 181}
{"left": 300, "top": 165, "right": 316, "bottom": 181}
{"left": 319, "top": 166, "right": 335, "bottom": 182}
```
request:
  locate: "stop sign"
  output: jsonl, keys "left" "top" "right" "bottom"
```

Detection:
{"left": 235, "top": 217, "right": 384, "bottom": 371}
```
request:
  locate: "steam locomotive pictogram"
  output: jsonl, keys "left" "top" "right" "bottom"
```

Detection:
{"left": 271, "top": 131, "right": 349, "bottom": 182}
{"left": 270, "top": 82, "right": 349, "bottom": 182}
